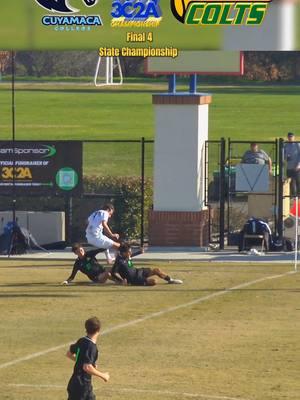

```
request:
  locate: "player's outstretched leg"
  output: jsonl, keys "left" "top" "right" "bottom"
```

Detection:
{"left": 150, "top": 267, "right": 183, "bottom": 284}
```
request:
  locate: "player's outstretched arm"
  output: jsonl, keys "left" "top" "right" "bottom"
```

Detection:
{"left": 131, "top": 247, "right": 145, "bottom": 258}
{"left": 83, "top": 364, "right": 110, "bottom": 382}
{"left": 61, "top": 265, "right": 78, "bottom": 285}
{"left": 102, "top": 221, "right": 119, "bottom": 240}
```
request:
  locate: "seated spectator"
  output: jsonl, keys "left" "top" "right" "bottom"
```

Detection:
{"left": 241, "top": 143, "right": 272, "bottom": 173}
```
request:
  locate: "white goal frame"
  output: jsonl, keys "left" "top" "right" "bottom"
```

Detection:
{"left": 94, "top": 56, "right": 123, "bottom": 87}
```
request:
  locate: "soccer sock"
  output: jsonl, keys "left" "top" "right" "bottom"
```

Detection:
{"left": 110, "top": 249, "right": 116, "bottom": 258}
{"left": 104, "top": 249, "right": 111, "bottom": 260}
{"left": 164, "top": 275, "right": 171, "bottom": 282}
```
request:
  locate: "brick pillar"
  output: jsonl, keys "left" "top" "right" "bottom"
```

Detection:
{"left": 148, "top": 210, "right": 209, "bottom": 247}
{"left": 149, "top": 93, "right": 212, "bottom": 246}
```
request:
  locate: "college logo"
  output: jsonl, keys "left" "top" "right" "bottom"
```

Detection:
{"left": 170, "top": 0, "right": 271, "bottom": 26}
{"left": 34, "top": 0, "right": 103, "bottom": 31}
{"left": 35, "top": 0, "right": 98, "bottom": 13}
{"left": 111, "top": 0, "right": 162, "bottom": 27}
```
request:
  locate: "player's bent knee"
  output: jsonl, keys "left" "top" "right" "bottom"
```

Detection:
{"left": 98, "top": 272, "right": 109, "bottom": 283}
{"left": 146, "top": 278, "right": 156, "bottom": 286}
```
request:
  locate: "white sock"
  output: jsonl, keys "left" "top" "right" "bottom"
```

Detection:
{"left": 104, "top": 249, "right": 111, "bottom": 260}
{"left": 105, "top": 249, "right": 116, "bottom": 261}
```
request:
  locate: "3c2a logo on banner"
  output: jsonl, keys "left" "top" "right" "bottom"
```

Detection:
{"left": 34, "top": 0, "right": 103, "bottom": 31}
{"left": 170, "top": 0, "right": 271, "bottom": 26}
{"left": 111, "top": 0, "right": 162, "bottom": 27}
{"left": 56, "top": 167, "right": 79, "bottom": 191}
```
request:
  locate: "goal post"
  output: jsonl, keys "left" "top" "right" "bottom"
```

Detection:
{"left": 94, "top": 56, "right": 123, "bottom": 87}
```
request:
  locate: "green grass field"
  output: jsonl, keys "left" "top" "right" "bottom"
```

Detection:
{"left": 0, "top": 260, "right": 299, "bottom": 400}
{"left": 1, "top": 81, "right": 300, "bottom": 176}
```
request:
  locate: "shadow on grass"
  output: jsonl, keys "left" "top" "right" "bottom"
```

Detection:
{"left": 5, "top": 85, "right": 300, "bottom": 97}
{"left": 0, "top": 282, "right": 69, "bottom": 287}
{"left": 1, "top": 83, "right": 300, "bottom": 95}
{"left": 44, "top": 287, "right": 299, "bottom": 295}
{"left": 0, "top": 264, "right": 70, "bottom": 269}
{"left": 0, "top": 293, "right": 79, "bottom": 298}
{"left": 0, "top": 282, "right": 113, "bottom": 287}
{"left": 10, "top": 88, "right": 165, "bottom": 95}
{"left": 0, "top": 287, "right": 298, "bottom": 298}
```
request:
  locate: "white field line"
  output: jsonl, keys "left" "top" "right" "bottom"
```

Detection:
{"left": 98, "top": 387, "right": 250, "bottom": 400}
{"left": 8, "top": 384, "right": 250, "bottom": 400}
{"left": 0, "top": 270, "right": 296, "bottom": 371}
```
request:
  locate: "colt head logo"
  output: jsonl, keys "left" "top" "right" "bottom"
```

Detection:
{"left": 170, "top": 0, "right": 191, "bottom": 23}
{"left": 35, "top": 0, "right": 98, "bottom": 13}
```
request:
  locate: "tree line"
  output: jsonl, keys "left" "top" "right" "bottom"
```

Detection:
{"left": 0, "top": 51, "right": 300, "bottom": 82}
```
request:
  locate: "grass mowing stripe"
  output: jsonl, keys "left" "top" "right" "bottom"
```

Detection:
{"left": 98, "top": 387, "right": 250, "bottom": 400}
{"left": 7, "top": 384, "right": 250, "bottom": 400}
{"left": 0, "top": 270, "right": 295, "bottom": 370}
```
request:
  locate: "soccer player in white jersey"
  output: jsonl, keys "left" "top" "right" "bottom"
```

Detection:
{"left": 86, "top": 203, "right": 120, "bottom": 264}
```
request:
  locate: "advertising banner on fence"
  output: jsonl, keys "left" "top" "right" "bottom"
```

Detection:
{"left": 0, "top": 141, "right": 82, "bottom": 195}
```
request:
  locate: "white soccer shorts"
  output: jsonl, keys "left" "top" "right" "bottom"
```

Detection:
{"left": 86, "top": 232, "right": 115, "bottom": 249}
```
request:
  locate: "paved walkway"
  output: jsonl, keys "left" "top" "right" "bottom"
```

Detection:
{"left": 0, "top": 247, "right": 297, "bottom": 263}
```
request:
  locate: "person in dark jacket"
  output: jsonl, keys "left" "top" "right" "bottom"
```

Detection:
{"left": 284, "top": 132, "right": 300, "bottom": 196}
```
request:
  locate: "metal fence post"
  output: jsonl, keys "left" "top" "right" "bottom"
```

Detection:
{"left": 140, "top": 137, "right": 145, "bottom": 247}
{"left": 274, "top": 139, "right": 278, "bottom": 234}
{"left": 65, "top": 195, "right": 73, "bottom": 245}
{"left": 11, "top": 51, "right": 16, "bottom": 229}
{"left": 219, "top": 137, "right": 226, "bottom": 250}
{"left": 278, "top": 138, "right": 284, "bottom": 241}
{"left": 226, "top": 138, "right": 232, "bottom": 245}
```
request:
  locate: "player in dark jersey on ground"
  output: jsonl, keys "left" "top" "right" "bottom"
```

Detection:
{"left": 66, "top": 317, "right": 109, "bottom": 400}
{"left": 111, "top": 243, "right": 183, "bottom": 286}
{"left": 62, "top": 243, "right": 111, "bottom": 285}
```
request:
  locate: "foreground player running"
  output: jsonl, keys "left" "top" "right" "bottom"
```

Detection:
{"left": 85, "top": 204, "right": 120, "bottom": 264}
{"left": 61, "top": 244, "right": 111, "bottom": 285}
{"left": 66, "top": 317, "right": 109, "bottom": 400}
{"left": 112, "top": 243, "right": 183, "bottom": 286}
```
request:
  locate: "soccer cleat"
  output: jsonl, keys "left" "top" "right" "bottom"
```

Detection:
{"left": 168, "top": 278, "right": 183, "bottom": 284}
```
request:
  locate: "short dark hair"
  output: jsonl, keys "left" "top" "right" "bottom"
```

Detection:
{"left": 250, "top": 142, "right": 258, "bottom": 146}
{"left": 85, "top": 317, "right": 101, "bottom": 335}
{"left": 72, "top": 243, "right": 83, "bottom": 253}
{"left": 119, "top": 242, "right": 131, "bottom": 254}
{"left": 102, "top": 203, "right": 114, "bottom": 212}
{"left": 288, "top": 132, "right": 295, "bottom": 137}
